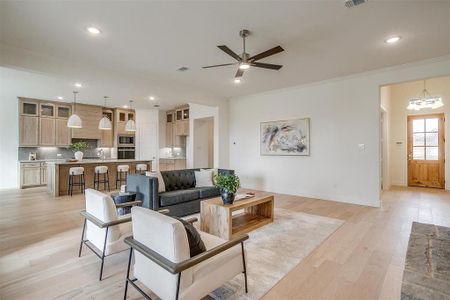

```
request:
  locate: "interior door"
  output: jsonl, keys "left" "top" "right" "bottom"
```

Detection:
{"left": 407, "top": 113, "right": 445, "bottom": 188}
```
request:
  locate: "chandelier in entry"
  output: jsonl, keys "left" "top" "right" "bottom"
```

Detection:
{"left": 407, "top": 80, "right": 444, "bottom": 111}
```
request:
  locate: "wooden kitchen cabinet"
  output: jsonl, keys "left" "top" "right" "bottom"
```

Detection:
{"left": 55, "top": 119, "right": 71, "bottom": 146}
{"left": 20, "top": 99, "right": 39, "bottom": 116}
{"left": 166, "top": 122, "right": 174, "bottom": 147}
{"left": 41, "top": 163, "right": 47, "bottom": 185}
{"left": 115, "top": 108, "right": 135, "bottom": 135}
{"left": 56, "top": 104, "right": 71, "bottom": 119}
{"left": 100, "top": 109, "right": 114, "bottom": 147}
{"left": 71, "top": 104, "right": 102, "bottom": 140}
{"left": 20, "top": 163, "right": 42, "bottom": 188}
{"left": 40, "top": 103, "right": 55, "bottom": 118}
{"left": 175, "top": 119, "right": 189, "bottom": 136}
{"left": 39, "top": 118, "right": 56, "bottom": 145}
{"left": 19, "top": 116, "right": 39, "bottom": 146}
{"left": 175, "top": 159, "right": 186, "bottom": 170}
{"left": 20, "top": 162, "right": 48, "bottom": 188}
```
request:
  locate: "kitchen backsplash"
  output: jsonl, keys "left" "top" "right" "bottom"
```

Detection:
{"left": 18, "top": 139, "right": 112, "bottom": 161}
{"left": 159, "top": 147, "right": 186, "bottom": 158}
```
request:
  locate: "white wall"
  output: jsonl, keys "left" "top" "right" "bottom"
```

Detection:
{"left": 228, "top": 56, "right": 450, "bottom": 207}
{"left": 387, "top": 76, "right": 450, "bottom": 189}
{"left": 187, "top": 103, "right": 220, "bottom": 169}
{"left": 135, "top": 109, "right": 159, "bottom": 171}
{"left": 380, "top": 86, "right": 391, "bottom": 189}
{"left": 193, "top": 118, "right": 214, "bottom": 168}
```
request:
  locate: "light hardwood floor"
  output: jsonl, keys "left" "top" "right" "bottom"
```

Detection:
{"left": 0, "top": 186, "right": 449, "bottom": 299}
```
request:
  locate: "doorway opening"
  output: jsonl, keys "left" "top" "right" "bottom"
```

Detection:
{"left": 379, "top": 75, "right": 449, "bottom": 191}
{"left": 193, "top": 117, "right": 214, "bottom": 168}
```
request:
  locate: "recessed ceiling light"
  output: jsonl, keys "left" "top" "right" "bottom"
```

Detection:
{"left": 385, "top": 36, "right": 401, "bottom": 44}
{"left": 239, "top": 63, "right": 250, "bottom": 70}
{"left": 87, "top": 27, "right": 101, "bottom": 35}
{"left": 123, "top": 105, "right": 129, "bottom": 109}
{"left": 57, "top": 96, "right": 63, "bottom": 100}
{"left": 74, "top": 83, "right": 82, "bottom": 88}
{"left": 149, "top": 96, "right": 155, "bottom": 101}
{"left": 234, "top": 78, "right": 241, "bottom": 84}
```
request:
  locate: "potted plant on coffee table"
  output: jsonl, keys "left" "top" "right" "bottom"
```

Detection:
{"left": 214, "top": 174, "right": 240, "bottom": 205}
{"left": 69, "top": 141, "right": 89, "bottom": 161}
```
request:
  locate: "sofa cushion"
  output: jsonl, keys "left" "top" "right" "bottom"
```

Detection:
{"left": 195, "top": 187, "right": 220, "bottom": 199}
{"left": 159, "top": 188, "right": 200, "bottom": 207}
{"left": 162, "top": 170, "right": 196, "bottom": 191}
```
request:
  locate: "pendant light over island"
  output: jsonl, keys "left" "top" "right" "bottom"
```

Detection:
{"left": 98, "top": 96, "right": 112, "bottom": 130}
{"left": 67, "top": 91, "right": 82, "bottom": 128}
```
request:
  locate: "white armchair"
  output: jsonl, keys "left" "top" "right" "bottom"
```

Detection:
{"left": 123, "top": 206, "right": 249, "bottom": 300}
{"left": 78, "top": 189, "right": 138, "bottom": 280}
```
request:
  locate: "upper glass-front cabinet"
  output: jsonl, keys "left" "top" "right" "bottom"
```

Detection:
{"left": 56, "top": 105, "right": 71, "bottom": 119}
{"left": 183, "top": 108, "right": 189, "bottom": 119}
{"left": 40, "top": 103, "right": 55, "bottom": 117}
{"left": 20, "top": 100, "right": 39, "bottom": 116}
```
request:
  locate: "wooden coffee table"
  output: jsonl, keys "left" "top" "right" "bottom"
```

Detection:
{"left": 200, "top": 192, "right": 274, "bottom": 240}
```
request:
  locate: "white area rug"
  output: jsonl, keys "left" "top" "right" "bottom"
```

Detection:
{"left": 202, "top": 208, "right": 344, "bottom": 300}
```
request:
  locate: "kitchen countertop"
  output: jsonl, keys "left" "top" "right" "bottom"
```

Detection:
{"left": 20, "top": 159, "right": 65, "bottom": 163}
{"left": 45, "top": 159, "right": 153, "bottom": 165}
{"left": 159, "top": 157, "right": 186, "bottom": 160}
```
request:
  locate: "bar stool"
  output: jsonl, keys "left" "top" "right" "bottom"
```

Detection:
{"left": 135, "top": 163, "right": 147, "bottom": 175}
{"left": 94, "top": 166, "right": 110, "bottom": 191}
{"left": 116, "top": 164, "right": 130, "bottom": 188}
{"left": 68, "top": 167, "right": 85, "bottom": 196}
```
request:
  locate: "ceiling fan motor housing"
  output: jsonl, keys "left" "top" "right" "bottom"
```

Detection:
{"left": 239, "top": 29, "right": 250, "bottom": 38}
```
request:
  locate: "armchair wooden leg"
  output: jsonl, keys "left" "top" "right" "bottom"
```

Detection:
{"left": 99, "top": 227, "right": 109, "bottom": 281}
{"left": 78, "top": 219, "right": 87, "bottom": 257}
{"left": 124, "top": 247, "right": 133, "bottom": 300}
{"left": 241, "top": 242, "right": 248, "bottom": 293}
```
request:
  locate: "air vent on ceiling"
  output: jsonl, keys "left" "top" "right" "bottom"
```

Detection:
{"left": 153, "top": 104, "right": 160, "bottom": 108}
{"left": 344, "top": 0, "right": 367, "bottom": 8}
{"left": 177, "top": 67, "right": 189, "bottom": 72}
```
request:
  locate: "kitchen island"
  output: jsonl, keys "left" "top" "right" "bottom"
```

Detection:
{"left": 47, "top": 159, "right": 152, "bottom": 196}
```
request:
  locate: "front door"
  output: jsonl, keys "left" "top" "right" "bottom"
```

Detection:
{"left": 407, "top": 113, "right": 445, "bottom": 188}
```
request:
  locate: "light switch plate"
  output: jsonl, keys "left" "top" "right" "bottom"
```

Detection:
{"left": 358, "top": 143, "right": 365, "bottom": 151}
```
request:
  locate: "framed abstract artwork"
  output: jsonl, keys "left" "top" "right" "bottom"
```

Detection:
{"left": 260, "top": 118, "right": 310, "bottom": 156}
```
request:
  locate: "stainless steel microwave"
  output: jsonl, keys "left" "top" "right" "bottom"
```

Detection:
{"left": 118, "top": 135, "right": 135, "bottom": 146}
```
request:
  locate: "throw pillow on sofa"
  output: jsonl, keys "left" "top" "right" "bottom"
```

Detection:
{"left": 195, "top": 169, "right": 214, "bottom": 187}
{"left": 145, "top": 171, "right": 166, "bottom": 193}
{"left": 173, "top": 217, "right": 206, "bottom": 257}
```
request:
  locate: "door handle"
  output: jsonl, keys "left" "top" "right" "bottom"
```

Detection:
{"left": 408, "top": 153, "right": 413, "bottom": 161}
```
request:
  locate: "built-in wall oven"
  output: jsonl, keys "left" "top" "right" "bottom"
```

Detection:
{"left": 118, "top": 147, "right": 135, "bottom": 159}
{"left": 118, "top": 135, "right": 135, "bottom": 147}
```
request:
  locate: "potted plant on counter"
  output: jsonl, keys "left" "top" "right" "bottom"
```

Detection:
{"left": 214, "top": 174, "right": 240, "bottom": 205}
{"left": 69, "top": 141, "right": 89, "bottom": 161}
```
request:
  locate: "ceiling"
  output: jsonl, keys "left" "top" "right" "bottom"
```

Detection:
{"left": 1, "top": 1, "right": 450, "bottom": 108}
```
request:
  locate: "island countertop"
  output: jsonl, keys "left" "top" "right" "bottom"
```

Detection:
{"left": 46, "top": 158, "right": 153, "bottom": 165}
{"left": 46, "top": 159, "right": 152, "bottom": 196}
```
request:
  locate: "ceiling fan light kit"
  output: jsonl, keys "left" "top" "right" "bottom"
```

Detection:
{"left": 203, "top": 29, "right": 284, "bottom": 81}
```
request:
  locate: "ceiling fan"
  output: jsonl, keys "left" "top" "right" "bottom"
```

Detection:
{"left": 203, "top": 29, "right": 284, "bottom": 80}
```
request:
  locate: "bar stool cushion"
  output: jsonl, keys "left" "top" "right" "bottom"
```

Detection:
{"left": 117, "top": 165, "right": 130, "bottom": 172}
{"left": 136, "top": 164, "right": 147, "bottom": 171}
{"left": 69, "top": 167, "right": 85, "bottom": 176}
{"left": 95, "top": 166, "right": 108, "bottom": 174}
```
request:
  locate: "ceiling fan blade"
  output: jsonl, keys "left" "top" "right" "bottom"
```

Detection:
{"left": 235, "top": 68, "right": 244, "bottom": 78}
{"left": 249, "top": 46, "right": 284, "bottom": 62}
{"left": 218, "top": 45, "right": 242, "bottom": 61}
{"left": 202, "top": 63, "right": 237, "bottom": 69}
{"left": 251, "top": 62, "right": 283, "bottom": 70}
